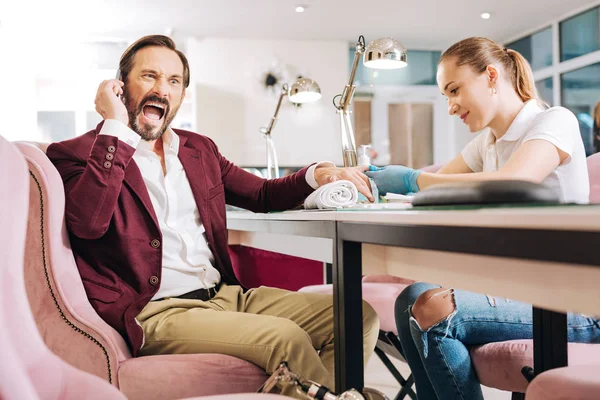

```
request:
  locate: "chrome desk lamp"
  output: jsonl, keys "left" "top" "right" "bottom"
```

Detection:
{"left": 334, "top": 36, "right": 407, "bottom": 166}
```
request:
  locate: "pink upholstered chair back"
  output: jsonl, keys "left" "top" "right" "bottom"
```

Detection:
{"left": 15, "top": 142, "right": 132, "bottom": 387}
{"left": 0, "top": 136, "right": 125, "bottom": 399}
{"left": 0, "top": 136, "right": 39, "bottom": 399}
{"left": 587, "top": 153, "right": 600, "bottom": 203}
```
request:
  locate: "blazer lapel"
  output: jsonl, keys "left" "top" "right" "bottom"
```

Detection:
{"left": 123, "top": 159, "right": 160, "bottom": 228}
{"left": 178, "top": 143, "right": 211, "bottom": 236}
{"left": 92, "top": 122, "right": 159, "bottom": 229}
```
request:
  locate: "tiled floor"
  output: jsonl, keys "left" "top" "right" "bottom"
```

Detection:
{"left": 364, "top": 354, "right": 511, "bottom": 400}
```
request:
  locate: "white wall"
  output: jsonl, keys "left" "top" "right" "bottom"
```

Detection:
{"left": 0, "top": 18, "right": 109, "bottom": 143}
{"left": 187, "top": 37, "right": 348, "bottom": 166}
{"left": 0, "top": 19, "right": 38, "bottom": 142}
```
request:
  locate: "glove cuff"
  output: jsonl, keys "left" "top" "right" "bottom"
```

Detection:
{"left": 408, "top": 169, "right": 422, "bottom": 193}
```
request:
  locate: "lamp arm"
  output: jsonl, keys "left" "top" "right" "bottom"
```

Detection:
{"left": 261, "top": 83, "right": 289, "bottom": 136}
{"left": 265, "top": 135, "right": 279, "bottom": 179}
{"left": 336, "top": 35, "right": 366, "bottom": 111}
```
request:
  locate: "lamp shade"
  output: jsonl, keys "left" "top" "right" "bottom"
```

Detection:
{"left": 363, "top": 37, "right": 407, "bottom": 69}
{"left": 288, "top": 77, "right": 322, "bottom": 103}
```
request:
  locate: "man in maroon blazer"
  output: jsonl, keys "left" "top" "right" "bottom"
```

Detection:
{"left": 47, "top": 35, "right": 379, "bottom": 396}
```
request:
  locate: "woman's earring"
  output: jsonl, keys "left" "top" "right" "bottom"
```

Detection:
{"left": 492, "top": 86, "right": 498, "bottom": 95}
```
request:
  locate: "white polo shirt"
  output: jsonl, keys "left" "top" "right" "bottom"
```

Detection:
{"left": 461, "top": 100, "right": 590, "bottom": 204}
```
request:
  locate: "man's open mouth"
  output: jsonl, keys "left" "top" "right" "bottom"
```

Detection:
{"left": 142, "top": 102, "right": 166, "bottom": 121}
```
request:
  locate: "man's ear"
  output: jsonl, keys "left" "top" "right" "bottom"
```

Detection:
{"left": 486, "top": 64, "right": 499, "bottom": 87}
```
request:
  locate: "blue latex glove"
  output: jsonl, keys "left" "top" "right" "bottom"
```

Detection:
{"left": 364, "top": 165, "right": 422, "bottom": 195}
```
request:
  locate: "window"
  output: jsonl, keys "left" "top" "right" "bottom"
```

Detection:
{"left": 86, "top": 111, "right": 103, "bottom": 131}
{"left": 37, "top": 111, "right": 76, "bottom": 142}
{"left": 560, "top": 63, "right": 600, "bottom": 155}
{"left": 535, "top": 78, "right": 553, "bottom": 106}
{"left": 352, "top": 48, "right": 441, "bottom": 86}
{"left": 507, "top": 27, "right": 553, "bottom": 70}
{"left": 560, "top": 7, "right": 600, "bottom": 62}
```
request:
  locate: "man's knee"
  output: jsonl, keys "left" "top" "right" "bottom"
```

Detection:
{"left": 411, "top": 288, "right": 455, "bottom": 331}
{"left": 362, "top": 300, "right": 379, "bottom": 334}
{"left": 272, "top": 318, "right": 312, "bottom": 347}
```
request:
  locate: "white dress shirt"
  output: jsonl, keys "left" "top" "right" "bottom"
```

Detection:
{"left": 99, "top": 120, "right": 326, "bottom": 299}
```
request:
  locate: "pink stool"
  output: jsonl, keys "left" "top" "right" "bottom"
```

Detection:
{"left": 525, "top": 365, "right": 600, "bottom": 400}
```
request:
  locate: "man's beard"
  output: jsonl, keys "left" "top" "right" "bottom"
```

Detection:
{"left": 125, "top": 94, "right": 180, "bottom": 141}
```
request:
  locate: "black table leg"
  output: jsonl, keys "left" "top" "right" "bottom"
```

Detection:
{"left": 333, "top": 239, "right": 364, "bottom": 392}
{"left": 533, "top": 307, "right": 568, "bottom": 374}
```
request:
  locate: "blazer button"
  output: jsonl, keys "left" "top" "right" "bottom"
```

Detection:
{"left": 103, "top": 161, "right": 112, "bottom": 168}
{"left": 150, "top": 239, "right": 161, "bottom": 248}
{"left": 108, "top": 145, "right": 116, "bottom": 153}
{"left": 105, "top": 153, "right": 114, "bottom": 161}
{"left": 149, "top": 276, "right": 159, "bottom": 286}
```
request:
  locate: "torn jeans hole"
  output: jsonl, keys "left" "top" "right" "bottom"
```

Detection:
{"left": 408, "top": 288, "right": 457, "bottom": 358}
{"left": 486, "top": 294, "right": 497, "bottom": 307}
{"left": 485, "top": 295, "right": 511, "bottom": 306}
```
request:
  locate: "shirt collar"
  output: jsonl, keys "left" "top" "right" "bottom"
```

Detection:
{"left": 497, "top": 99, "right": 543, "bottom": 143}
{"left": 136, "top": 127, "right": 180, "bottom": 156}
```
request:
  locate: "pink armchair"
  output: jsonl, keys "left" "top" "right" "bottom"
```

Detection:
{"left": 1, "top": 136, "right": 126, "bottom": 400}
{"left": 13, "top": 142, "right": 268, "bottom": 400}
{"left": 0, "top": 135, "right": 295, "bottom": 400}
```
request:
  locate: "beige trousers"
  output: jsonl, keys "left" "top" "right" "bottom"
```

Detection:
{"left": 136, "top": 284, "right": 379, "bottom": 398}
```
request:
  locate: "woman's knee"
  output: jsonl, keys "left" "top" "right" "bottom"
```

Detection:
{"left": 395, "top": 282, "right": 441, "bottom": 320}
{"left": 412, "top": 288, "right": 456, "bottom": 331}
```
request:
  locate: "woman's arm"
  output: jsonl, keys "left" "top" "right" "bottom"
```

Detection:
{"left": 436, "top": 154, "right": 474, "bottom": 174}
{"left": 417, "top": 139, "right": 567, "bottom": 189}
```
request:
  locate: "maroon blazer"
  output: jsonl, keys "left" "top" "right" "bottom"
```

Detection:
{"left": 46, "top": 122, "right": 314, "bottom": 355}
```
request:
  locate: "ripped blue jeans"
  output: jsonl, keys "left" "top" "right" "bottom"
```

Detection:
{"left": 395, "top": 282, "right": 600, "bottom": 400}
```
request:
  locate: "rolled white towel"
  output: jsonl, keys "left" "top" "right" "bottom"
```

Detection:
{"left": 304, "top": 180, "right": 358, "bottom": 209}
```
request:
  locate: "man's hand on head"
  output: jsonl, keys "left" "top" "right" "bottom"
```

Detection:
{"left": 95, "top": 79, "right": 129, "bottom": 126}
{"left": 314, "top": 165, "right": 374, "bottom": 202}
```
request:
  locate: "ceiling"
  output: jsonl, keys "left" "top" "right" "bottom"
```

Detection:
{"left": 3, "top": 0, "right": 598, "bottom": 49}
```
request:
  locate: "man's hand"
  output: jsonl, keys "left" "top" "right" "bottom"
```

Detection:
{"left": 314, "top": 165, "right": 374, "bottom": 202}
{"left": 94, "top": 79, "right": 129, "bottom": 125}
